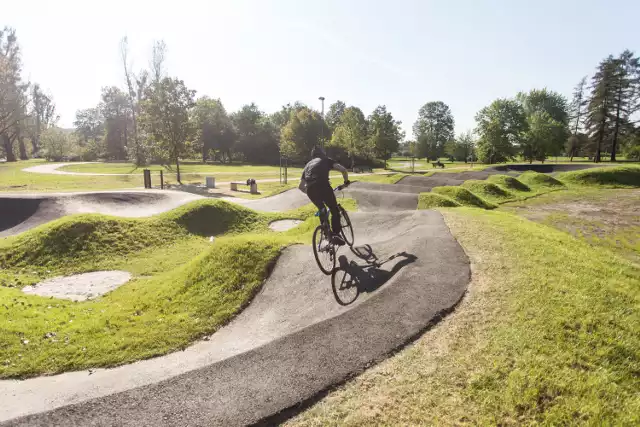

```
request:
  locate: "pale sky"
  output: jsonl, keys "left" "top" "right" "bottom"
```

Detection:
{"left": 4, "top": 0, "right": 640, "bottom": 138}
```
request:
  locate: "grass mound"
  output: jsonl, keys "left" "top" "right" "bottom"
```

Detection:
{"left": 0, "top": 235, "right": 283, "bottom": 378}
{"left": 0, "top": 199, "right": 270, "bottom": 271}
{"left": 518, "top": 171, "right": 565, "bottom": 189}
{"left": 417, "top": 193, "right": 461, "bottom": 209}
{"left": 462, "top": 180, "right": 515, "bottom": 204}
{"left": 557, "top": 165, "right": 640, "bottom": 188}
{"left": 487, "top": 174, "right": 531, "bottom": 192}
{"left": 431, "top": 186, "right": 497, "bottom": 209}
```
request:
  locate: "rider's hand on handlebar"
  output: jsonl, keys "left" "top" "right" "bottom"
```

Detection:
{"left": 344, "top": 180, "right": 351, "bottom": 187}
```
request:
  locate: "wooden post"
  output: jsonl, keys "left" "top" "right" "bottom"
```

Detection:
{"left": 160, "top": 170, "right": 164, "bottom": 189}
{"left": 143, "top": 169, "right": 151, "bottom": 189}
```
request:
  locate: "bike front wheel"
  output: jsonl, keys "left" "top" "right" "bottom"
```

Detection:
{"left": 338, "top": 206, "right": 354, "bottom": 247}
{"left": 312, "top": 225, "right": 336, "bottom": 275}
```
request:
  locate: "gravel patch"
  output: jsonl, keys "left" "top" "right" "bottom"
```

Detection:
{"left": 22, "top": 271, "right": 132, "bottom": 301}
{"left": 269, "top": 219, "right": 303, "bottom": 232}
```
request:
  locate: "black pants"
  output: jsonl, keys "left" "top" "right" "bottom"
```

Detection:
{"left": 307, "top": 182, "right": 341, "bottom": 235}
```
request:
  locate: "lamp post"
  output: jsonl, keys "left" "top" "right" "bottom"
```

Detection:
{"left": 318, "top": 96, "right": 325, "bottom": 148}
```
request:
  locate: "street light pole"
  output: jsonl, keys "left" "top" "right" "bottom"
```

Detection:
{"left": 318, "top": 96, "right": 325, "bottom": 149}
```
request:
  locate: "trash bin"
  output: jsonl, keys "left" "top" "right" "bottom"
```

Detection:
{"left": 206, "top": 177, "right": 215, "bottom": 188}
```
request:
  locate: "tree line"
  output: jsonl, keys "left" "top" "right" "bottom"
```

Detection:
{"left": 0, "top": 27, "right": 59, "bottom": 162}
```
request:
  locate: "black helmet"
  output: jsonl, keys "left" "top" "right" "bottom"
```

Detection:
{"left": 311, "top": 146, "right": 326, "bottom": 159}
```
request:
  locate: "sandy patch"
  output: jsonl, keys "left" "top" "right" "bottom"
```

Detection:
{"left": 269, "top": 219, "right": 303, "bottom": 232}
{"left": 22, "top": 271, "right": 132, "bottom": 301}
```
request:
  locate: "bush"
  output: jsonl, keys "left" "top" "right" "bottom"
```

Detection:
{"left": 431, "top": 186, "right": 496, "bottom": 209}
{"left": 417, "top": 193, "right": 461, "bottom": 209}
{"left": 41, "top": 127, "right": 80, "bottom": 162}
{"left": 557, "top": 165, "right": 640, "bottom": 188}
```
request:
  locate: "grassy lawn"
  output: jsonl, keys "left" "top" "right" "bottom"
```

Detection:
{"left": 0, "top": 198, "right": 356, "bottom": 379}
{"left": 287, "top": 206, "right": 640, "bottom": 425}
{"left": 60, "top": 162, "right": 306, "bottom": 176}
{"left": 0, "top": 160, "right": 143, "bottom": 193}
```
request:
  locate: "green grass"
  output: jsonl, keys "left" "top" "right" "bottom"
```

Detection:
{"left": 487, "top": 174, "right": 532, "bottom": 192}
{"left": 417, "top": 193, "right": 461, "bottom": 209}
{"left": 59, "top": 162, "right": 304, "bottom": 175}
{"left": 557, "top": 165, "right": 640, "bottom": 188}
{"left": 431, "top": 186, "right": 497, "bottom": 209}
{"left": 461, "top": 180, "right": 516, "bottom": 204}
{"left": 288, "top": 207, "right": 640, "bottom": 426}
{"left": 0, "top": 160, "right": 142, "bottom": 192}
{"left": 518, "top": 171, "right": 565, "bottom": 189}
{"left": 0, "top": 198, "right": 353, "bottom": 378}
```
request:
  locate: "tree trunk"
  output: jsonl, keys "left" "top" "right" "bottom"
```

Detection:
{"left": 2, "top": 133, "right": 16, "bottom": 162}
{"left": 175, "top": 147, "right": 181, "bottom": 184}
{"left": 18, "top": 135, "right": 28, "bottom": 160}
{"left": 34, "top": 115, "right": 41, "bottom": 155}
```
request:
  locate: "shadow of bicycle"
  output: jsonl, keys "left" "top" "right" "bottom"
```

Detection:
{"left": 331, "top": 245, "right": 417, "bottom": 306}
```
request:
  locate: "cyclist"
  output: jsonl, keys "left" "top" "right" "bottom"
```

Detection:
{"left": 298, "top": 146, "right": 350, "bottom": 245}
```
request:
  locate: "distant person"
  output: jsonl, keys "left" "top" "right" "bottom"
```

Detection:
{"left": 298, "top": 146, "right": 350, "bottom": 245}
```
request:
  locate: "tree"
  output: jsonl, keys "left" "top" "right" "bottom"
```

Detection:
{"left": 193, "top": 97, "right": 235, "bottom": 162}
{"left": 368, "top": 105, "right": 403, "bottom": 168}
{"left": 517, "top": 88, "right": 570, "bottom": 158}
{"left": 0, "top": 27, "right": 29, "bottom": 162}
{"left": 120, "top": 36, "right": 143, "bottom": 165}
{"left": 585, "top": 56, "right": 617, "bottom": 162}
{"left": 100, "top": 86, "right": 130, "bottom": 160}
{"left": 280, "top": 107, "right": 328, "bottom": 161}
{"left": 608, "top": 50, "right": 640, "bottom": 161}
{"left": 413, "top": 101, "right": 454, "bottom": 161}
{"left": 521, "top": 112, "right": 565, "bottom": 163}
{"left": 565, "top": 132, "right": 589, "bottom": 161}
{"left": 620, "top": 126, "right": 640, "bottom": 160}
{"left": 41, "top": 127, "right": 78, "bottom": 161}
{"left": 28, "top": 84, "right": 58, "bottom": 156}
{"left": 475, "top": 98, "right": 527, "bottom": 163}
{"left": 330, "top": 106, "right": 369, "bottom": 167}
{"left": 325, "top": 100, "right": 346, "bottom": 131}
{"left": 453, "top": 131, "right": 476, "bottom": 162}
{"left": 569, "top": 77, "right": 588, "bottom": 137}
{"left": 232, "top": 103, "right": 279, "bottom": 164}
{"left": 74, "top": 107, "right": 104, "bottom": 145}
{"left": 140, "top": 77, "right": 195, "bottom": 183}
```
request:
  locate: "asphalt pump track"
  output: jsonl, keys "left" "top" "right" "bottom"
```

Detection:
{"left": 0, "top": 162, "right": 609, "bottom": 425}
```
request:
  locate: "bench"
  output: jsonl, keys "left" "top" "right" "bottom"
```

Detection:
{"left": 432, "top": 161, "right": 445, "bottom": 168}
{"left": 230, "top": 179, "right": 258, "bottom": 194}
{"left": 352, "top": 165, "right": 373, "bottom": 173}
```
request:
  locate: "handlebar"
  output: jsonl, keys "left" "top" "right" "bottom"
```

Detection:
{"left": 334, "top": 181, "right": 354, "bottom": 192}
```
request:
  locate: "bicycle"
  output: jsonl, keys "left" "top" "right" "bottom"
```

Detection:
{"left": 312, "top": 183, "right": 355, "bottom": 275}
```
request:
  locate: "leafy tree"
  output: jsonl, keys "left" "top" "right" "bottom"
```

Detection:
{"left": 453, "top": 131, "right": 476, "bottom": 162}
{"left": 140, "top": 77, "right": 196, "bottom": 183}
{"left": 325, "top": 100, "right": 346, "bottom": 131}
{"left": 193, "top": 97, "right": 235, "bottom": 162}
{"left": 231, "top": 103, "right": 279, "bottom": 164}
{"left": 412, "top": 101, "right": 454, "bottom": 160}
{"left": 41, "top": 127, "right": 78, "bottom": 161}
{"left": 517, "top": 88, "right": 570, "bottom": 158}
{"left": 280, "top": 107, "right": 328, "bottom": 161}
{"left": 620, "top": 127, "right": 640, "bottom": 160}
{"left": 475, "top": 98, "right": 527, "bottom": 163}
{"left": 330, "top": 106, "right": 369, "bottom": 167}
{"left": 368, "top": 105, "right": 403, "bottom": 168}
{"left": 521, "top": 112, "right": 565, "bottom": 163}
{"left": 120, "top": 36, "right": 144, "bottom": 165}
{"left": 74, "top": 107, "right": 104, "bottom": 146}
{"left": 100, "top": 86, "right": 131, "bottom": 160}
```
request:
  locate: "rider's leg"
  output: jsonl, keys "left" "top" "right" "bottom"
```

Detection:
{"left": 320, "top": 183, "right": 342, "bottom": 236}
{"left": 306, "top": 183, "right": 325, "bottom": 212}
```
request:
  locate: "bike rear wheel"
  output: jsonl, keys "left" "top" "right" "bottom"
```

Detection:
{"left": 338, "top": 206, "right": 354, "bottom": 247}
{"left": 312, "top": 225, "right": 336, "bottom": 275}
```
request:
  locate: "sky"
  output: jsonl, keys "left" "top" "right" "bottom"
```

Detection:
{"left": 4, "top": 0, "right": 640, "bottom": 138}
